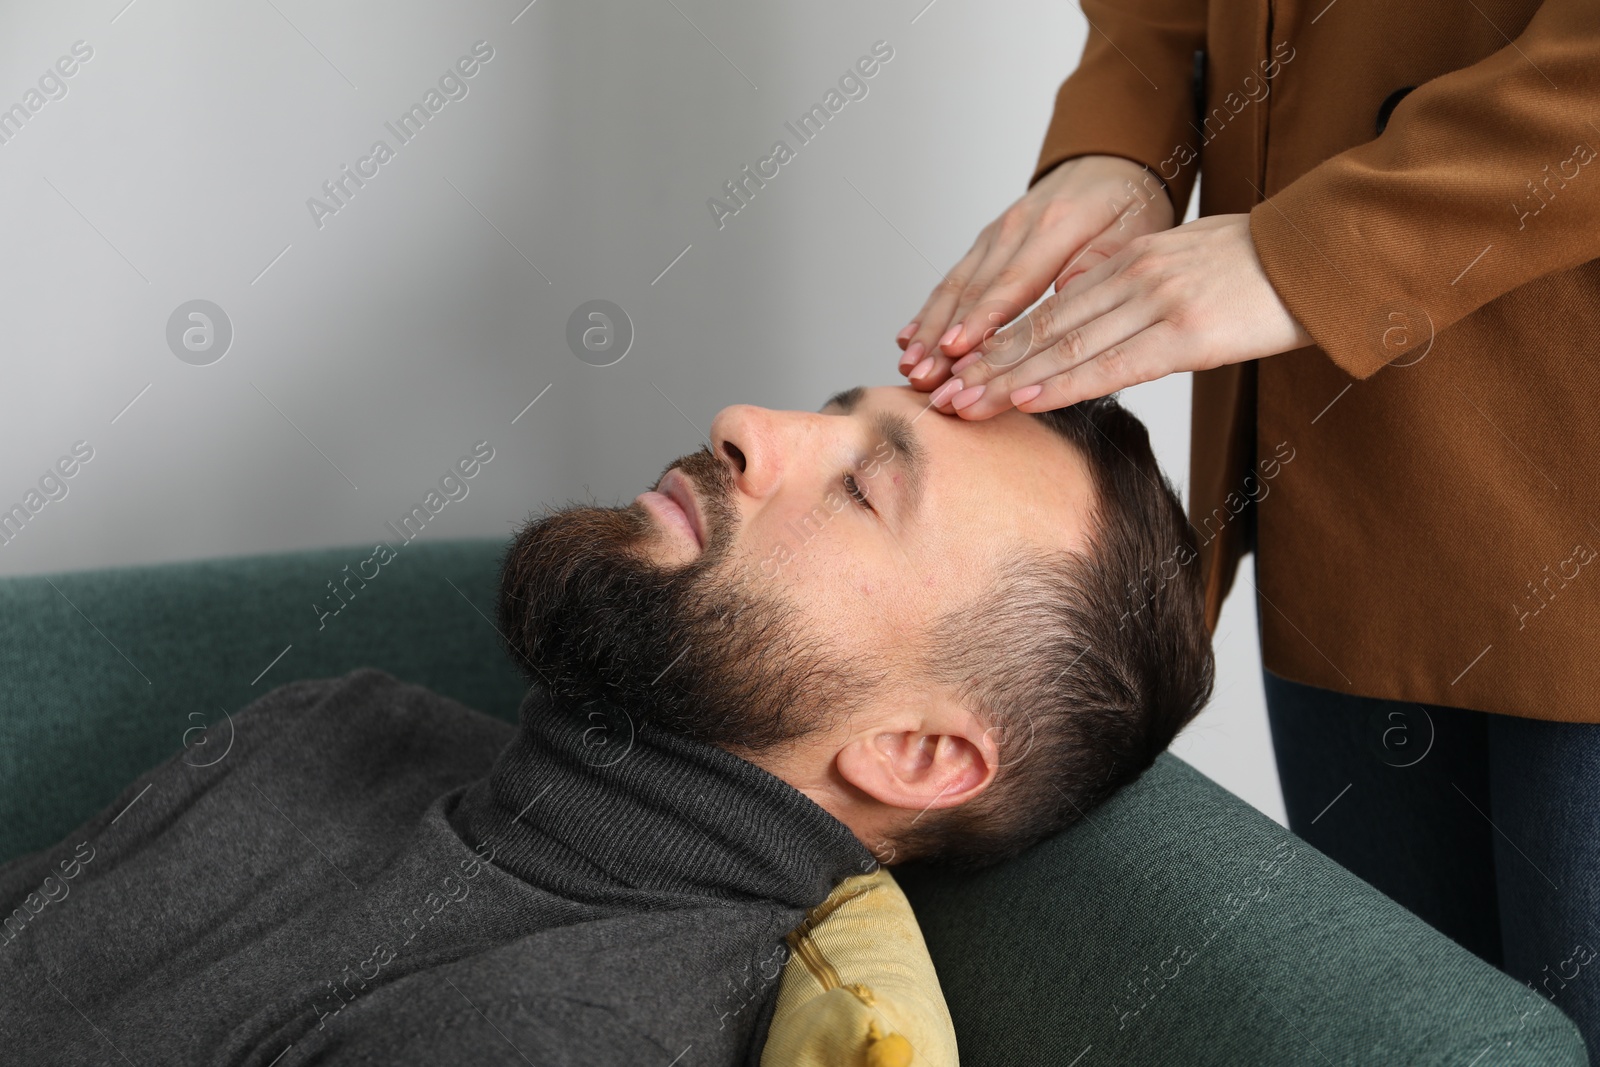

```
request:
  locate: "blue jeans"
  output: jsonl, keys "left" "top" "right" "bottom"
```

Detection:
{"left": 1264, "top": 668, "right": 1600, "bottom": 1055}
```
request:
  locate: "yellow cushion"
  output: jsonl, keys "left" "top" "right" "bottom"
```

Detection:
{"left": 762, "top": 867, "right": 959, "bottom": 1067}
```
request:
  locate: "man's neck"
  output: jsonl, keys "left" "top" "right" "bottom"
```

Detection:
{"left": 717, "top": 740, "right": 899, "bottom": 867}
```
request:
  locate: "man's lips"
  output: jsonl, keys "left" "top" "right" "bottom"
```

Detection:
{"left": 636, "top": 467, "right": 705, "bottom": 551}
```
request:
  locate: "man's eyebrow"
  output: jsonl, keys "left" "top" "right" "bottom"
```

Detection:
{"left": 821, "top": 386, "right": 865, "bottom": 413}
{"left": 820, "top": 387, "right": 926, "bottom": 520}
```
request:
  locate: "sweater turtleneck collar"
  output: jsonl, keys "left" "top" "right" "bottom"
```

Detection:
{"left": 453, "top": 683, "right": 877, "bottom": 911}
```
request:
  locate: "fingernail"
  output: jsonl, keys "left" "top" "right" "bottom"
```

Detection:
{"left": 928, "top": 377, "right": 963, "bottom": 407}
{"left": 949, "top": 352, "right": 981, "bottom": 376}
{"left": 899, "top": 340, "right": 924, "bottom": 373}
{"left": 910, "top": 355, "right": 936, "bottom": 380}
{"left": 938, "top": 323, "right": 963, "bottom": 350}
{"left": 896, "top": 321, "right": 919, "bottom": 346}
{"left": 952, "top": 384, "right": 986, "bottom": 410}
{"left": 1011, "top": 384, "right": 1043, "bottom": 406}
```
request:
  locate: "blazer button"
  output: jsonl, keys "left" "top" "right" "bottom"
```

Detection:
{"left": 1376, "top": 87, "right": 1414, "bottom": 135}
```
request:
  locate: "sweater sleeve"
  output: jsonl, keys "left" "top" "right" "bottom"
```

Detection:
{"left": 1029, "top": 0, "right": 1210, "bottom": 217}
{"left": 1250, "top": 0, "right": 1600, "bottom": 379}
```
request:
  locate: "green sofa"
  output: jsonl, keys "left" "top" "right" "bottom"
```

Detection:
{"left": 1, "top": 539, "right": 1586, "bottom": 1065}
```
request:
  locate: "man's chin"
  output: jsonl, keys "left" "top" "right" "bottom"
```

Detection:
{"left": 493, "top": 501, "right": 852, "bottom": 752}
{"left": 494, "top": 499, "right": 720, "bottom": 698}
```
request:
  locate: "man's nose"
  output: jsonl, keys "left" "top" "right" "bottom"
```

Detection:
{"left": 709, "top": 404, "right": 822, "bottom": 502}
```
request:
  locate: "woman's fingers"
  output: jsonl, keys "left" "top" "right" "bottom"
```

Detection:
{"left": 897, "top": 156, "right": 1180, "bottom": 390}
{"left": 943, "top": 223, "right": 1102, "bottom": 361}
{"left": 1053, "top": 244, "right": 1112, "bottom": 292}
{"left": 898, "top": 229, "right": 994, "bottom": 381}
{"left": 929, "top": 213, "right": 1317, "bottom": 419}
{"left": 1011, "top": 322, "right": 1180, "bottom": 413}
{"left": 938, "top": 197, "right": 1139, "bottom": 360}
{"left": 944, "top": 245, "right": 1131, "bottom": 387}
{"left": 936, "top": 296, "right": 1155, "bottom": 419}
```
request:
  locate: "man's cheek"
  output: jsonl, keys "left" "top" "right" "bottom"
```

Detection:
{"left": 758, "top": 543, "right": 793, "bottom": 579}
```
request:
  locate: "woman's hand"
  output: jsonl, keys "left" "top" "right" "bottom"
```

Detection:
{"left": 896, "top": 154, "right": 1176, "bottom": 391}
{"left": 923, "top": 213, "right": 1315, "bottom": 418}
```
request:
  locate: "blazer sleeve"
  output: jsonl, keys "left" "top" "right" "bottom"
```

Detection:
{"left": 1030, "top": 0, "right": 1210, "bottom": 217}
{"left": 1250, "top": 0, "right": 1600, "bottom": 379}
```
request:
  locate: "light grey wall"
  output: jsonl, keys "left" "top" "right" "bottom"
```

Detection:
{"left": 0, "top": 0, "right": 1284, "bottom": 824}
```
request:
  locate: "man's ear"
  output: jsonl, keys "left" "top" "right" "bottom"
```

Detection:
{"left": 834, "top": 704, "right": 999, "bottom": 814}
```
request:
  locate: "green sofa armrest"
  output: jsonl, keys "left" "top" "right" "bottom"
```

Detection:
{"left": 894, "top": 753, "right": 1588, "bottom": 1065}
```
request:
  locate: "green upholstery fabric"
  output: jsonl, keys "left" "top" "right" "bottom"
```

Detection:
{"left": 894, "top": 758, "right": 1589, "bottom": 1065}
{"left": 0, "top": 539, "right": 528, "bottom": 863}
{"left": 2, "top": 539, "right": 1587, "bottom": 1065}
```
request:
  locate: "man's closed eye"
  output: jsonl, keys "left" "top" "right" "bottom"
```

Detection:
{"left": 843, "top": 473, "right": 874, "bottom": 512}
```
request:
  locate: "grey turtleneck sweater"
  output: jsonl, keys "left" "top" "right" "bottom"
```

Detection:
{"left": 0, "top": 668, "right": 877, "bottom": 1065}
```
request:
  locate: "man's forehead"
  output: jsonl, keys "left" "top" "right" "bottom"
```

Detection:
{"left": 820, "top": 384, "right": 1064, "bottom": 458}
{"left": 819, "top": 384, "right": 1095, "bottom": 556}
{"left": 819, "top": 384, "right": 936, "bottom": 415}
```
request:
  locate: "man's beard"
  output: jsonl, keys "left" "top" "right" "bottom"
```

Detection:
{"left": 495, "top": 445, "right": 871, "bottom": 752}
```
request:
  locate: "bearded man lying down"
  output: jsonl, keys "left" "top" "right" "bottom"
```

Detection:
{"left": 0, "top": 385, "right": 1213, "bottom": 1065}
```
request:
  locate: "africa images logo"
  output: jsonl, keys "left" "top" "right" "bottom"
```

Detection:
{"left": 306, "top": 41, "right": 496, "bottom": 230}
{"left": 707, "top": 40, "right": 894, "bottom": 232}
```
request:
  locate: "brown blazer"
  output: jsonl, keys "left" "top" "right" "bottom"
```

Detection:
{"left": 1031, "top": 0, "right": 1600, "bottom": 722}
